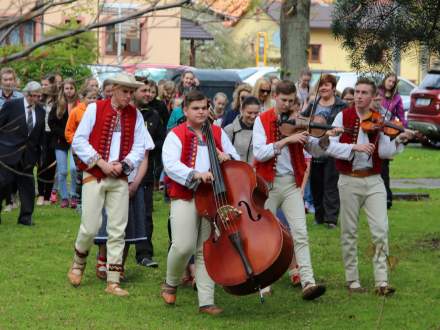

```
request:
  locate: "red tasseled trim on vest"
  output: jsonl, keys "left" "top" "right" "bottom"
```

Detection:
{"left": 78, "top": 99, "right": 137, "bottom": 179}
{"left": 254, "top": 108, "right": 306, "bottom": 187}
{"left": 335, "top": 106, "right": 382, "bottom": 174}
{"left": 165, "top": 123, "right": 223, "bottom": 200}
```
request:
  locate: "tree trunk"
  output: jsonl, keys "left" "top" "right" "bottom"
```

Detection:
{"left": 280, "top": 0, "right": 310, "bottom": 80}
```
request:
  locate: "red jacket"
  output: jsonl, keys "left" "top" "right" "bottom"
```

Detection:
{"left": 254, "top": 108, "right": 306, "bottom": 188}
{"left": 77, "top": 99, "right": 137, "bottom": 179}
{"left": 165, "top": 123, "right": 223, "bottom": 200}
{"left": 335, "top": 106, "right": 382, "bottom": 174}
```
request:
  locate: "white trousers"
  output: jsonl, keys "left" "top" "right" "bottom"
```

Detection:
{"left": 74, "top": 173, "right": 129, "bottom": 283}
{"left": 166, "top": 199, "right": 215, "bottom": 307}
{"left": 264, "top": 175, "right": 316, "bottom": 287}
{"left": 338, "top": 174, "right": 389, "bottom": 285}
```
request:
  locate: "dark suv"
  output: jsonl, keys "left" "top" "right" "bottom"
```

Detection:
{"left": 408, "top": 70, "right": 440, "bottom": 147}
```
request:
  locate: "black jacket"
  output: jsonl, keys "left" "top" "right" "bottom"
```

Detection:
{"left": 301, "top": 96, "right": 347, "bottom": 125}
{"left": 0, "top": 98, "right": 45, "bottom": 168}
{"left": 48, "top": 104, "right": 70, "bottom": 150}
{"left": 139, "top": 107, "right": 164, "bottom": 184}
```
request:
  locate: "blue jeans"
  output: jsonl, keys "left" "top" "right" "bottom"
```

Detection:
{"left": 303, "top": 177, "right": 313, "bottom": 206}
{"left": 55, "top": 149, "right": 77, "bottom": 200}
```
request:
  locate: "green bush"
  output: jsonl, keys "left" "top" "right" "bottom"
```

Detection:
{"left": 1, "top": 21, "right": 97, "bottom": 87}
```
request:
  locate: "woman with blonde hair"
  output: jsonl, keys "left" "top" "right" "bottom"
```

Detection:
{"left": 48, "top": 78, "right": 79, "bottom": 208}
{"left": 221, "top": 83, "right": 252, "bottom": 127}
{"left": 253, "top": 78, "right": 273, "bottom": 112}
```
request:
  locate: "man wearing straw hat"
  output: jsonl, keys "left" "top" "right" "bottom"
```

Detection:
{"left": 68, "top": 73, "right": 146, "bottom": 296}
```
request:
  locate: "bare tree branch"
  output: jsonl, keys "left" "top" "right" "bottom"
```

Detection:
{"left": 1, "top": 0, "right": 190, "bottom": 64}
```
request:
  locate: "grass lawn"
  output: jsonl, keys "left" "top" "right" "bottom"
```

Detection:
{"left": 1, "top": 186, "right": 439, "bottom": 329}
{"left": 391, "top": 144, "right": 440, "bottom": 178}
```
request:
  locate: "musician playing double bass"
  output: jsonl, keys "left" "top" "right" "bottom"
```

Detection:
{"left": 253, "top": 80, "right": 327, "bottom": 300}
{"left": 161, "top": 90, "right": 240, "bottom": 315}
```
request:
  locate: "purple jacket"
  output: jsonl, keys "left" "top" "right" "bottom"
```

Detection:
{"left": 378, "top": 88, "right": 407, "bottom": 127}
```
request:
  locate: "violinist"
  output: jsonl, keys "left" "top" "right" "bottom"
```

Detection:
{"left": 320, "top": 78, "right": 413, "bottom": 296}
{"left": 161, "top": 90, "right": 239, "bottom": 315}
{"left": 302, "top": 74, "right": 347, "bottom": 229}
{"left": 253, "top": 80, "right": 326, "bottom": 300}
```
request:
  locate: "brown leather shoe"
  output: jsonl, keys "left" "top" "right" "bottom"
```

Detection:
{"left": 161, "top": 282, "right": 177, "bottom": 305}
{"left": 302, "top": 283, "right": 326, "bottom": 300}
{"left": 199, "top": 305, "right": 224, "bottom": 315}
{"left": 68, "top": 261, "right": 86, "bottom": 287}
{"left": 375, "top": 285, "right": 396, "bottom": 297}
{"left": 105, "top": 282, "right": 129, "bottom": 297}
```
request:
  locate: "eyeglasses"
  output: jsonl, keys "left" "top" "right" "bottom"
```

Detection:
{"left": 260, "top": 89, "right": 271, "bottom": 94}
{"left": 29, "top": 93, "right": 42, "bottom": 98}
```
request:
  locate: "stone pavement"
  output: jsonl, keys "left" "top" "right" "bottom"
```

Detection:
{"left": 391, "top": 178, "right": 440, "bottom": 190}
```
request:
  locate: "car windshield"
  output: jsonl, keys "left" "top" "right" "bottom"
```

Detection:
{"left": 134, "top": 68, "right": 169, "bottom": 82}
{"left": 419, "top": 73, "right": 440, "bottom": 89}
{"left": 237, "top": 68, "right": 258, "bottom": 80}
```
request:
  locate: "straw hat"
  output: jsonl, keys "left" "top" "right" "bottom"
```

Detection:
{"left": 106, "top": 73, "right": 144, "bottom": 89}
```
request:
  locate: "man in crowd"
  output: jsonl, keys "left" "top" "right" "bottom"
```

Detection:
{"left": 68, "top": 74, "right": 146, "bottom": 296}
{"left": 253, "top": 80, "right": 326, "bottom": 300}
{"left": 132, "top": 79, "right": 164, "bottom": 268}
{"left": 161, "top": 90, "right": 239, "bottom": 315}
{"left": 0, "top": 82, "right": 45, "bottom": 225}
{"left": 320, "top": 78, "right": 414, "bottom": 295}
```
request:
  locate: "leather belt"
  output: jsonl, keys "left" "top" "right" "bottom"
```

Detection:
{"left": 340, "top": 169, "right": 377, "bottom": 178}
{"left": 82, "top": 175, "right": 128, "bottom": 184}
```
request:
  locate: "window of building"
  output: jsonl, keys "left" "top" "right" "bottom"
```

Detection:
{"left": 105, "top": 23, "right": 141, "bottom": 56}
{"left": 308, "top": 44, "right": 321, "bottom": 63}
{"left": 0, "top": 20, "right": 35, "bottom": 46}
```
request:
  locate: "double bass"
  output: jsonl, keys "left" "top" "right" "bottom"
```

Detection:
{"left": 195, "top": 121, "right": 293, "bottom": 300}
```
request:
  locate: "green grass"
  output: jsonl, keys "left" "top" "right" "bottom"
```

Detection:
{"left": 391, "top": 144, "right": 440, "bottom": 178}
{"left": 1, "top": 189, "right": 439, "bottom": 329}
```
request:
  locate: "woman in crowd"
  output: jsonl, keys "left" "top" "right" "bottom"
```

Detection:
{"left": 176, "top": 70, "right": 198, "bottom": 98}
{"left": 341, "top": 87, "right": 355, "bottom": 108}
{"left": 159, "top": 80, "right": 176, "bottom": 114}
{"left": 302, "top": 74, "right": 346, "bottom": 228}
{"left": 36, "top": 74, "right": 58, "bottom": 206}
{"left": 64, "top": 87, "right": 99, "bottom": 212}
{"left": 224, "top": 96, "right": 260, "bottom": 164}
{"left": 211, "top": 92, "right": 228, "bottom": 127}
{"left": 48, "top": 78, "right": 79, "bottom": 208}
{"left": 101, "top": 79, "right": 113, "bottom": 100}
{"left": 253, "top": 78, "right": 273, "bottom": 112}
{"left": 377, "top": 73, "right": 405, "bottom": 209}
{"left": 221, "top": 83, "right": 252, "bottom": 128}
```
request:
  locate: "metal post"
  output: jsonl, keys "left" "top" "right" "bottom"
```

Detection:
{"left": 117, "top": 6, "right": 122, "bottom": 65}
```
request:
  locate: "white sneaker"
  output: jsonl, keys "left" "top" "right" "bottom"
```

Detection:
{"left": 36, "top": 196, "right": 44, "bottom": 206}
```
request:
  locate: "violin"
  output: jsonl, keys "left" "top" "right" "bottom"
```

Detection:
{"left": 360, "top": 111, "right": 423, "bottom": 141}
{"left": 278, "top": 112, "right": 353, "bottom": 138}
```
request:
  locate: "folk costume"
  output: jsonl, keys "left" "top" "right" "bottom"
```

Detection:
{"left": 325, "top": 106, "right": 404, "bottom": 292}
{"left": 253, "top": 107, "right": 326, "bottom": 298}
{"left": 69, "top": 95, "right": 146, "bottom": 290}
{"left": 162, "top": 122, "right": 239, "bottom": 308}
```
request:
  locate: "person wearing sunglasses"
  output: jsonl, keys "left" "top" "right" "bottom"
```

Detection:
{"left": 253, "top": 78, "right": 273, "bottom": 112}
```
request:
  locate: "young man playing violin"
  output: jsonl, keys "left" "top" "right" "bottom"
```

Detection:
{"left": 253, "top": 80, "right": 327, "bottom": 300}
{"left": 161, "top": 90, "right": 239, "bottom": 315}
{"left": 320, "top": 78, "right": 414, "bottom": 296}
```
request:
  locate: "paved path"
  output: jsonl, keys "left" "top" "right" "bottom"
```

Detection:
{"left": 391, "top": 178, "right": 440, "bottom": 189}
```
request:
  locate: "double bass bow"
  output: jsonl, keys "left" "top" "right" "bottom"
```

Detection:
{"left": 194, "top": 120, "right": 293, "bottom": 302}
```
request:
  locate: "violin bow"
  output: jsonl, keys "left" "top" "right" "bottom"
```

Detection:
{"left": 308, "top": 72, "right": 322, "bottom": 134}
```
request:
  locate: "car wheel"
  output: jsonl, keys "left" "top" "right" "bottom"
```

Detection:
{"left": 421, "top": 138, "right": 440, "bottom": 149}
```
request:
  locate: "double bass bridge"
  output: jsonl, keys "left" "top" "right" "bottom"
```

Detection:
{"left": 217, "top": 205, "right": 241, "bottom": 223}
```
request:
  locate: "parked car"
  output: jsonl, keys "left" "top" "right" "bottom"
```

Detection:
{"left": 87, "top": 64, "right": 123, "bottom": 86}
{"left": 122, "top": 63, "right": 193, "bottom": 83}
{"left": 407, "top": 70, "right": 440, "bottom": 148}
{"left": 173, "top": 69, "right": 242, "bottom": 111}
